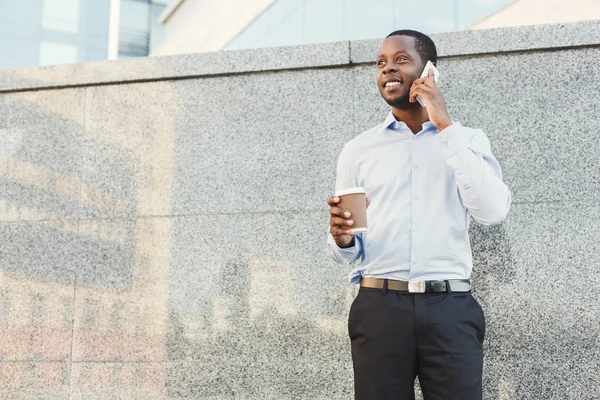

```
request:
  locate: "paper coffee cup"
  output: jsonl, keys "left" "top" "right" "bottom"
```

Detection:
{"left": 335, "top": 187, "right": 367, "bottom": 234}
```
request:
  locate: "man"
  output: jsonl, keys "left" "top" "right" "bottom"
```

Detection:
{"left": 326, "top": 30, "right": 511, "bottom": 400}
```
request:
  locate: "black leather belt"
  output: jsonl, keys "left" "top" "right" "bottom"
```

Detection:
{"left": 360, "top": 277, "right": 471, "bottom": 293}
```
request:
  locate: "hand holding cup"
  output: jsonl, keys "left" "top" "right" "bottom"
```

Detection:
{"left": 327, "top": 187, "right": 369, "bottom": 248}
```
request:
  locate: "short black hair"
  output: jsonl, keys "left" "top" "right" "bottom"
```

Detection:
{"left": 386, "top": 30, "right": 437, "bottom": 65}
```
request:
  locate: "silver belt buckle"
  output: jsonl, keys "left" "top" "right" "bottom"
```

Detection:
{"left": 408, "top": 281, "right": 426, "bottom": 293}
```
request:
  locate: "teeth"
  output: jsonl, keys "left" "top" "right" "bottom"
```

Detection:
{"left": 386, "top": 81, "right": 401, "bottom": 88}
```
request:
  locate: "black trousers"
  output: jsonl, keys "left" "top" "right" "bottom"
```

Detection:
{"left": 349, "top": 287, "right": 486, "bottom": 400}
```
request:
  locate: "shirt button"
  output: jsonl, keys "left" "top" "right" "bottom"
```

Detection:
{"left": 414, "top": 194, "right": 419, "bottom": 199}
{"left": 413, "top": 164, "right": 419, "bottom": 169}
{"left": 412, "top": 136, "right": 417, "bottom": 141}
{"left": 443, "top": 142, "right": 449, "bottom": 148}
{"left": 413, "top": 227, "right": 419, "bottom": 232}
{"left": 412, "top": 260, "right": 418, "bottom": 264}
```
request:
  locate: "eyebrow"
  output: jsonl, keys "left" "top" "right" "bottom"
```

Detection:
{"left": 376, "top": 50, "right": 412, "bottom": 59}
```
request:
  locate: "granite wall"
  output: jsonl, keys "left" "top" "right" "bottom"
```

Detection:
{"left": 0, "top": 20, "right": 598, "bottom": 399}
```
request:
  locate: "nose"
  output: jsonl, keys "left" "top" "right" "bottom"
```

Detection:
{"left": 383, "top": 63, "right": 398, "bottom": 74}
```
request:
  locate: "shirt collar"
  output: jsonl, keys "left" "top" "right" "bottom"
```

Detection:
{"left": 382, "top": 111, "right": 437, "bottom": 135}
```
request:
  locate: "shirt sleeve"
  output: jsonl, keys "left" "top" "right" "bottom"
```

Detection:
{"left": 327, "top": 232, "right": 363, "bottom": 264}
{"left": 326, "top": 144, "right": 365, "bottom": 264}
{"left": 438, "top": 123, "right": 512, "bottom": 226}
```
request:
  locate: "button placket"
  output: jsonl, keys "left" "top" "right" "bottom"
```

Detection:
{"left": 410, "top": 136, "right": 420, "bottom": 272}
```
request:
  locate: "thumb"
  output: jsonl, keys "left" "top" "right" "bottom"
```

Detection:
{"left": 428, "top": 67, "right": 435, "bottom": 78}
{"left": 366, "top": 197, "right": 371, "bottom": 209}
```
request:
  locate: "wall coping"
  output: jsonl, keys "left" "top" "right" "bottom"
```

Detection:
{"left": 1, "top": 20, "right": 599, "bottom": 93}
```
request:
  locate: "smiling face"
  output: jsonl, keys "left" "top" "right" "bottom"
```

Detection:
{"left": 376, "top": 35, "right": 427, "bottom": 110}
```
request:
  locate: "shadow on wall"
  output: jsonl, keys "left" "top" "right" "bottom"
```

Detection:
{"left": 167, "top": 255, "right": 353, "bottom": 398}
{"left": 0, "top": 94, "right": 137, "bottom": 289}
{"left": 0, "top": 86, "right": 173, "bottom": 397}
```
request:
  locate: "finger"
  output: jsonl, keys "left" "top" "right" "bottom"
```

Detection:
{"left": 330, "top": 225, "right": 353, "bottom": 237}
{"left": 409, "top": 88, "right": 428, "bottom": 103}
{"left": 409, "top": 86, "right": 434, "bottom": 101}
{"left": 326, "top": 196, "right": 340, "bottom": 206}
{"left": 428, "top": 67, "right": 435, "bottom": 78}
{"left": 412, "top": 78, "right": 434, "bottom": 88}
{"left": 410, "top": 85, "right": 433, "bottom": 95}
{"left": 409, "top": 91, "right": 431, "bottom": 104}
{"left": 366, "top": 197, "right": 371, "bottom": 209}
{"left": 330, "top": 217, "right": 354, "bottom": 227}
{"left": 329, "top": 206, "right": 351, "bottom": 218}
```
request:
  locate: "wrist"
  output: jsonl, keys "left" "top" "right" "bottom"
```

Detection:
{"left": 337, "top": 237, "right": 355, "bottom": 248}
{"left": 435, "top": 118, "right": 453, "bottom": 132}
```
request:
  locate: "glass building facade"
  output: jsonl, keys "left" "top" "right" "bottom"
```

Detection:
{"left": 225, "top": 0, "right": 513, "bottom": 51}
{"left": 118, "top": 0, "right": 167, "bottom": 58}
{"left": 0, "top": 0, "right": 167, "bottom": 70}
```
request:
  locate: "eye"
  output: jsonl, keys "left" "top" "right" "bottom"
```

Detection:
{"left": 376, "top": 59, "right": 386, "bottom": 67}
{"left": 396, "top": 56, "right": 408, "bottom": 63}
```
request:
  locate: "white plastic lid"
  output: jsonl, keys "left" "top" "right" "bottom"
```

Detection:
{"left": 335, "top": 186, "right": 366, "bottom": 196}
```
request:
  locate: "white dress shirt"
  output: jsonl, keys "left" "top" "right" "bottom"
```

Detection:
{"left": 327, "top": 112, "right": 511, "bottom": 283}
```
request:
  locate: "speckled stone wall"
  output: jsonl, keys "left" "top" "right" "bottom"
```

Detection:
{"left": 0, "top": 20, "right": 598, "bottom": 399}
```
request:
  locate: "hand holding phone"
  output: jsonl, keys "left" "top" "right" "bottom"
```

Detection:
{"left": 416, "top": 61, "right": 439, "bottom": 107}
{"left": 410, "top": 61, "right": 452, "bottom": 131}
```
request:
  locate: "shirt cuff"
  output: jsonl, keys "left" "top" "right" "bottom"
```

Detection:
{"left": 328, "top": 234, "right": 363, "bottom": 264}
{"left": 437, "top": 122, "right": 473, "bottom": 159}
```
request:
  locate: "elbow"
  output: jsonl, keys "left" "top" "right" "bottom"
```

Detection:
{"left": 480, "top": 206, "right": 509, "bottom": 227}
{"left": 475, "top": 191, "right": 511, "bottom": 227}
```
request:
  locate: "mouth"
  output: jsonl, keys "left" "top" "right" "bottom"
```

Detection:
{"left": 382, "top": 78, "right": 403, "bottom": 91}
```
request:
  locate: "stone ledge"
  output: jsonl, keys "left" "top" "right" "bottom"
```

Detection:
{"left": 1, "top": 20, "right": 599, "bottom": 92}
{"left": 351, "top": 20, "right": 600, "bottom": 64}
{"left": 0, "top": 41, "right": 350, "bottom": 93}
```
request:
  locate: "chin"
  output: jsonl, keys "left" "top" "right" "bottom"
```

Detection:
{"left": 381, "top": 92, "right": 402, "bottom": 104}
{"left": 383, "top": 94, "right": 417, "bottom": 110}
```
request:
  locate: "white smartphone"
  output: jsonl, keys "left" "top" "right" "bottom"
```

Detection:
{"left": 417, "top": 61, "right": 439, "bottom": 107}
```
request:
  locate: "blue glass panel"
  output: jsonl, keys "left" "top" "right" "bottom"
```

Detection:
{"left": 119, "top": 0, "right": 151, "bottom": 58}
{"left": 393, "top": 0, "right": 457, "bottom": 34}
{"left": 82, "top": 0, "right": 111, "bottom": 42}
{"left": 0, "top": 0, "right": 43, "bottom": 25}
{"left": 303, "top": 0, "right": 345, "bottom": 44}
{"left": 226, "top": 0, "right": 303, "bottom": 50}
{"left": 42, "top": 0, "right": 81, "bottom": 34}
{"left": 256, "top": 2, "right": 304, "bottom": 47}
{"left": 84, "top": 47, "right": 110, "bottom": 63}
{"left": 150, "top": 3, "right": 166, "bottom": 52}
{"left": 39, "top": 41, "right": 79, "bottom": 66}
{"left": 0, "top": 36, "right": 40, "bottom": 69}
{"left": 0, "top": 0, "right": 110, "bottom": 68}
{"left": 224, "top": 13, "right": 272, "bottom": 50}
{"left": 0, "top": 0, "right": 44, "bottom": 40}
{"left": 81, "top": 0, "right": 110, "bottom": 60}
{"left": 344, "top": 0, "right": 394, "bottom": 41}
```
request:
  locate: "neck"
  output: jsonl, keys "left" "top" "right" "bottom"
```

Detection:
{"left": 392, "top": 106, "right": 429, "bottom": 134}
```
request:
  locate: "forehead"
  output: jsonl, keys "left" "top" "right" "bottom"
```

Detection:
{"left": 377, "top": 35, "right": 418, "bottom": 57}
